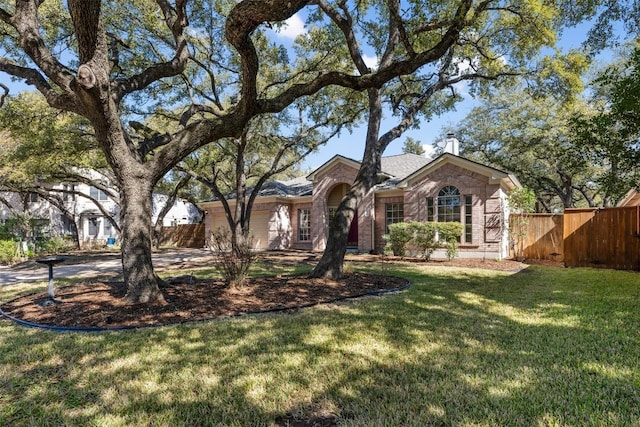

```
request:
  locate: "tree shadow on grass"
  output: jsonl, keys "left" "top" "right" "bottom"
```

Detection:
{"left": 1, "top": 264, "right": 639, "bottom": 425}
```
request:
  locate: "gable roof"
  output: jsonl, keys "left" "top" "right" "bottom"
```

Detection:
{"left": 397, "top": 153, "right": 521, "bottom": 191}
{"left": 258, "top": 176, "right": 313, "bottom": 197}
{"left": 204, "top": 152, "right": 520, "bottom": 203}
{"left": 381, "top": 153, "right": 432, "bottom": 179}
{"left": 306, "top": 154, "right": 362, "bottom": 181}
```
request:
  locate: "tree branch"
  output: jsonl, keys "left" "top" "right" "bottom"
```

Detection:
{"left": 129, "top": 121, "right": 173, "bottom": 158}
{"left": 259, "top": 0, "right": 475, "bottom": 114}
{"left": 113, "top": 0, "right": 190, "bottom": 102}
{"left": 225, "top": 0, "right": 310, "bottom": 119}
{"left": 0, "top": 82, "right": 8, "bottom": 107}
{"left": 12, "top": 0, "right": 76, "bottom": 97}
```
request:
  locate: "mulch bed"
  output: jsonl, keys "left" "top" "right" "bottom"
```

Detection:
{"left": 0, "top": 272, "right": 409, "bottom": 330}
{"left": 1, "top": 253, "right": 546, "bottom": 330}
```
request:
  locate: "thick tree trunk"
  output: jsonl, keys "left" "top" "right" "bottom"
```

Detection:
{"left": 120, "top": 179, "right": 165, "bottom": 304}
{"left": 68, "top": 215, "right": 81, "bottom": 249}
{"left": 312, "top": 89, "right": 385, "bottom": 279}
{"left": 311, "top": 189, "right": 360, "bottom": 278}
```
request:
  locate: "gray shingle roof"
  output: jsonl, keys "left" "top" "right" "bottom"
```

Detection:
{"left": 257, "top": 153, "right": 432, "bottom": 197}
{"left": 380, "top": 153, "right": 432, "bottom": 180}
{"left": 258, "top": 176, "right": 313, "bottom": 197}
{"left": 221, "top": 153, "right": 432, "bottom": 200}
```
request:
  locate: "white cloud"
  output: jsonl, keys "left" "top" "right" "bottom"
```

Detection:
{"left": 422, "top": 144, "right": 437, "bottom": 160}
{"left": 275, "top": 14, "right": 306, "bottom": 40}
{"left": 362, "top": 54, "right": 378, "bottom": 70}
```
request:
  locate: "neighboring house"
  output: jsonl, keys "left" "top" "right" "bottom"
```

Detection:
{"left": 0, "top": 170, "right": 201, "bottom": 246}
{"left": 200, "top": 139, "right": 522, "bottom": 259}
{"left": 617, "top": 189, "right": 640, "bottom": 207}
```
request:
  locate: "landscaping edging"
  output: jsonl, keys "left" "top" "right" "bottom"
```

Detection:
{"left": 0, "top": 279, "right": 411, "bottom": 333}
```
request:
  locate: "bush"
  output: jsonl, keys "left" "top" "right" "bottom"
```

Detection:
{"left": 437, "top": 222, "right": 464, "bottom": 260}
{"left": 384, "top": 221, "right": 464, "bottom": 260}
{"left": 407, "top": 222, "right": 438, "bottom": 260}
{"left": 384, "top": 222, "right": 413, "bottom": 256}
{"left": 35, "top": 235, "right": 75, "bottom": 255}
{"left": 208, "top": 227, "right": 255, "bottom": 287}
{"left": 0, "top": 240, "right": 21, "bottom": 265}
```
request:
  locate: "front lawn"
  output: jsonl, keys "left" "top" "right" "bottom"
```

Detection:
{"left": 1, "top": 262, "right": 639, "bottom": 426}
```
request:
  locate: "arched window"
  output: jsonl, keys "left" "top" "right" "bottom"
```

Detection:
{"left": 437, "top": 186, "right": 460, "bottom": 223}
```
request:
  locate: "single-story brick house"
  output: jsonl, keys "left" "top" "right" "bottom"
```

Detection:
{"left": 200, "top": 150, "right": 521, "bottom": 259}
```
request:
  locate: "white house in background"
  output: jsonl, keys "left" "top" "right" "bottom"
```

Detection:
{"left": 0, "top": 170, "right": 201, "bottom": 246}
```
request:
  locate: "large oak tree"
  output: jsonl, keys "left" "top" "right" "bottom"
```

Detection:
{"left": 309, "top": 0, "right": 591, "bottom": 278}
{"left": 1, "top": 0, "right": 505, "bottom": 304}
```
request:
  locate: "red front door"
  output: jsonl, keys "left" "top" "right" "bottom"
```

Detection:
{"left": 347, "top": 209, "right": 358, "bottom": 247}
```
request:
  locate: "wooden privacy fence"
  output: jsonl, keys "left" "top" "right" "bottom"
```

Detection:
{"left": 510, "top": 214, "right": 564, "bottom": 262}
{"left": 158, "top": 224, "right": 205, "bottom": 248}
{"left": 563, "top": 207, "right": 640, "bottom": 270}
{"left": 512, "top": 207, "right": 640, "bottom": 270}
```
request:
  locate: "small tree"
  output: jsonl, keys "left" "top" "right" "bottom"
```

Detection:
{"left": 402, "top": 137, "right": 425, "bottom": 156}
{"left": 508, "top": 187, "right": 537, "bottom": 261}
{"left": 437, "top": 222, "right": 465, "bottom": 260}
{"left": 407, "top": 222, "right": 438, "bottom": 260}
{"left": 384, "top": 222, "right": 413, "bottom": 257}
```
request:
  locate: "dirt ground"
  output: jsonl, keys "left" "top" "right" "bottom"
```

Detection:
{"left": 1, "top": 252, "right": 539, "bottom": 330}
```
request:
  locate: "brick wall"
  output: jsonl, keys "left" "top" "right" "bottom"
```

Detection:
{"left": 401, "top": 163, "right": 506, "bottom": 256}
{"left": 311, "top": 162, "right": 359, "bottom": 251}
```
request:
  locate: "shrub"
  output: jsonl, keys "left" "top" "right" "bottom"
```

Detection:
{"left": 384, "top": 221, "right": 464, "bottom": 260}
{"left": 35, "top": 235, "right": 75, "bottom": 255}
{"left": 437, "top": 222, "right": 464, "bottom": 260}
{"left": 407, "top": 221, "right": 438, "bottom": 260}
{"left": 0, "top": 240, "right": 21, "bottom": 265}
{"left": 208, "top": 227, "right": 255, "bottom": 287}
{"left": 384, "top": 222, "right": 413, "bottom": 256}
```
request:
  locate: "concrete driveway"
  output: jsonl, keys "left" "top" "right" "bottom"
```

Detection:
{"left": 0, "top": 248, "right": 216, "bottom": 285}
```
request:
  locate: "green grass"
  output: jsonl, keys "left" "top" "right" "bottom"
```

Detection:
{"left": 1, "top": 262, "right": 639, "bottom": 426}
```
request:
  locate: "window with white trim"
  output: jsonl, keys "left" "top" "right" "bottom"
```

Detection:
{"left": 426, "top": 186, "right": 473, "bottom": 243}
{"left": 89, "top": 186, "right": 108, "bottom": 201}
{"left": 385, "top": 203, "right": 404, "bottom": 232}
{"left": 298, "top": 208, "right": 311, "bottom": 241}
{"left": 437, "top": 186, "right": 461, "bottom": 223}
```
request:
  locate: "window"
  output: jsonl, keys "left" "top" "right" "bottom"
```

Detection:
{"left": 464, "top": 195, "right": 473, "bottom": 243}
{"left": 437, "top": 186, "right": 461, "bottom": 223}
{"left": 103, "top": 219, "right": 113, "bottom": 237}
{"left": 28, "top": 193, "right": 39, "bottom": 203}
{"left": 298, "top": 208, "right": 311, "bottom": 241}
{"left": 90, "top": 186, "right": 108, "bottom": 201}
{"left": 385, "top": 203, "right": 404, "bottom": 232}
{"left": 63, "top": 184, "right": 76, "bottom": 201}
{"left": 427, "top": 186, "right": 474, "bottom": 243}
{"left": 427, "top": 197, "right": 435, "bottom": 222}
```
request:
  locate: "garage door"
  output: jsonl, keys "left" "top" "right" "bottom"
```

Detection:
{"left": 210, "top": 214, "right": 230, "bottom": 235}
{"left": 210, "top": 212, "right": 270, "bottom": 250}
{"left": 248, "top": 212, "right": 270, "bottom": 250}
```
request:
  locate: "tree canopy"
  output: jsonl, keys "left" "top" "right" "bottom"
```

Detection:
{"left": 456, "top": 43, "right": 640, "bottom": 210}
{"left": 1, "top": 0, "right": 636, "bottom": 303}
